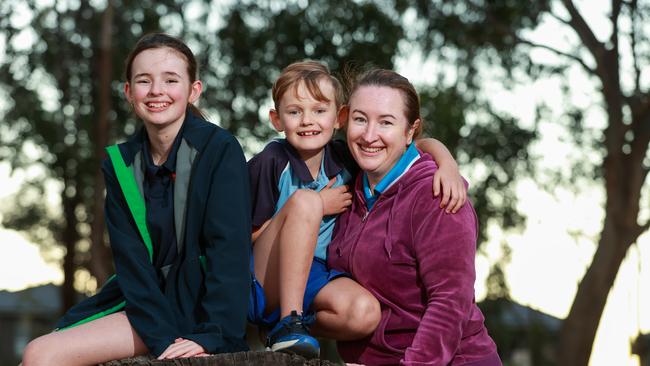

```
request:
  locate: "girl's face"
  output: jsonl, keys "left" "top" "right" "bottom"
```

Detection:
{"left": 124, "top": 47, "right": 202, "bottom": 130}
{"left": 346, "top": 85, "right": 418, "bottom": 187}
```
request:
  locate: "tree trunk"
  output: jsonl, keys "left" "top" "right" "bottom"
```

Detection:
{"left": 558, "top": 116, "right": 645, "bottom": 364}
{"left": 61, "top": 180, "right": 81, "bottom": 313}
{"left": 557, "top": 214, "right": 631, "bottom": 365}
{"left": 89, "top": 0, "right": 114, "bottom": 286}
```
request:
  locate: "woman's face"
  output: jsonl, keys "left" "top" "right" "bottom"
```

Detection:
{"left": 346, "top": 85, "right": 418, "bottom": 187}
{"left": 124, "top": 47, "right": 201, "bottom": 130}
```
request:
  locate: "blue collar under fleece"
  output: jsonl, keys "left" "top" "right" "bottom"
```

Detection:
{"left": 363, "top": 143, "right": 420, "bottom": 210}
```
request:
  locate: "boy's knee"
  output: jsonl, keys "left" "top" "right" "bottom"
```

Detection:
{"left": 287, "top": 190, "right": 323, "bottom": 219}
{"left": 347, "top": 295, "right": 381, "bottom": 336}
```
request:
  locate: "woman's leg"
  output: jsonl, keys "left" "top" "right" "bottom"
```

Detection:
{"left": 22, "top": 312, "right": 148, "bottom": 366}
{"left": 253, "top": 189, "right": 323, "bottom": 318}
{"left": 311, "top": 277, "right": 381, "bottom": 340}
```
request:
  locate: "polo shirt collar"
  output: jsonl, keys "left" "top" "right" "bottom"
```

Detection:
{"left": 142, "top": 121, "right": 185, "bottom": 172}
{"left": 283, "top": 140, "right": 344, "bottom": 183}
{"left": 121, "top": 109, "right": 207, "bottom": 165}
{"left": 363, "top": 143, "right": 420, "bottom": 209}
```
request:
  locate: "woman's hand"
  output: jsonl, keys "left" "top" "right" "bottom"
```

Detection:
{"left": 158, "top": 338, "right": 208, "bottom": 359}
{"left": 433, "top": 162, "right": 466, "bottom": 213}
{"left": 319, "top": 178, "right": 352, "bottom": 215}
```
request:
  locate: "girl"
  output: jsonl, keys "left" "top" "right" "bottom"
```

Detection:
{"left": 22, "top": 33, "right": 251, "bottom": 365}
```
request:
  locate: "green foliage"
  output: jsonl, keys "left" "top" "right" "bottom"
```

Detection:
{"left": 0, "top": 0, "right": 538, "bottom": 306}
{"left": 419, "top": 85, "right": 536, "bottom": 245}
{"left": 485, "top": 242, "right": 512, "bottom": 300}
{"left": 0, "top": 0, "right": 185, "bottom": 284}
{"left": 202, "top": 0, "right": 403, "bottom": 143}
{"left": 402, "top": 0, "right": 550, "bottom": 60}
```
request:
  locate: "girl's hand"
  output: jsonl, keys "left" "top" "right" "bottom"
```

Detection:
{"left": 318, "top": 178, "right": 352, "bottom": 215}
{"left": 158, "top": 338, "right": 207, "bottom": 359}
{"left": 433, "top": 162, "right": 466, "bottom": 213}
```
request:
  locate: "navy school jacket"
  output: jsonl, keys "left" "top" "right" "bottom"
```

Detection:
{"left": 56, "top": 113, "right": 252, "bottom": 356}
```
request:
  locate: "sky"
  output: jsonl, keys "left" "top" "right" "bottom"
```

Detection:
{"left": 1, "top": 1, "right": 648, "bottom": 365}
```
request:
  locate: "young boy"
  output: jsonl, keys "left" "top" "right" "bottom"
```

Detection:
{"left": 247, "top": 61, "right": 465, "bottom": 359}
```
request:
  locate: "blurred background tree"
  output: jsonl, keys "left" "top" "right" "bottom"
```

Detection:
{"left": 0, "top": 0, "right": 191, "bottom": 312}
{"left": 395, "top": 1, "right": 650, "bottom": 364}
{"left": 15, "top": 0, "right": 649, "bottom": 364}
{"left": 0, "top": 0, "right": 533, "bottom": 313}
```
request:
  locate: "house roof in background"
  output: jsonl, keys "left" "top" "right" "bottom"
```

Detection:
{"left": 481, "top": 298, "right": 563, "bottom": 331}
{"left": 0, "top": 284, "right": 61, "bottom": 316}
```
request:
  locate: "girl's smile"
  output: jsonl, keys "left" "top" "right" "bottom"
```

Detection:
{"left": 124, "top": 48, "right": 201, "bottom": 131}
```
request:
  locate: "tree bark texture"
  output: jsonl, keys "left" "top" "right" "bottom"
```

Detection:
{"left": 61, "top": 178, "right": 81, "bottom": 313}
{"left": 99, "top": 352, "right": 337, "bottom": 366}
{"left": 556, "top": 1, "right": 650, "bottom": 364}
{"left": 557, "top": 212, "right": 635, "bottom": 365}
{"left": 89, "top": 0, "right": 114, "bottom": 286}
{"left": 558, "top": 133, "right": 646, "bottom": 364}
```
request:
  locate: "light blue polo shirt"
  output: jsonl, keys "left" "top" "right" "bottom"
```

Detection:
{"left": 363, "top": 143, "right": 421, "bottom": 210}
{"left": 248, "top": 139, "right": 355, "bottom": 260}
{"left": 276, "top": 156, "right": 350, "bottom": 259}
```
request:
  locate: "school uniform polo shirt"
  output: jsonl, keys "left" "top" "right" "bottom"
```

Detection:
{"left": 248, "top": 139, "right": 355, "bottom": 260}
{"left": 142, "top": 126, "right": 184, "bottom": 278}
{"left": 363, "top": 143, "right": 421, "bottom": 210}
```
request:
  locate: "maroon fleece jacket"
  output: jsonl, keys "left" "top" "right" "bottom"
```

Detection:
{"left": 328, "top": 153, "right": 499, "bottom": 366}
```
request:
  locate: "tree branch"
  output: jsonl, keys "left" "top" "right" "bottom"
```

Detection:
{"left": 515, "top": 36, "right": 596, "bottom": 75}
{"left": 632, "top": 95, "right": 650, "bottom": 146}
{"left": 548, "top": 11, "right": 571, "bottom": 26}
{"left": 628, "top": 0, "right": 642, "bottom": 93}
{"left": 560, "top": 0, "right": 606, "bottom": 69}
{"left": 562, "top": 0, "right": 624, "bottom": 161}
{"left": 611, "top": 0, "right": 623, "bottom": 48}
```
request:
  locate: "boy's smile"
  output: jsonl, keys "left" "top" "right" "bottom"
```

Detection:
{"left": 297, "top": 131, "right": 321, "bottom": 136}
{"left": 270, "top": 79, "right": 340, "bottom": 162}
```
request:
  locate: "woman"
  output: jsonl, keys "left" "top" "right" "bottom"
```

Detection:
{"left": 22, "top": 33, "right": 250, "bottom": 365}
{"left": 328, "top": 69, "right": 501, "bottom": 365}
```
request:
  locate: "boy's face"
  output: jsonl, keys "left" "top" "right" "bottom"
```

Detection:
{"left": 270, "top": 79, "right": 340, "bottom": 159}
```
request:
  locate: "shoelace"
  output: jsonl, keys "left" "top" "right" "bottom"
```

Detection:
{"left": 269, "top": 311, "right": 315, "bottom": 342}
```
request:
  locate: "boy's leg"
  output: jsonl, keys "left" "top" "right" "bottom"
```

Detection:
{"left": 252, "top": 189, "right": 323, "bottom": 358}
{"left": 253, "top": 189, "right": 323, "bottom": 318}
{"left": 22, "top": 312, "right": 148, "bottom": 366}
{"left": 311, "top": 277, "right": 381, "bottom": 341}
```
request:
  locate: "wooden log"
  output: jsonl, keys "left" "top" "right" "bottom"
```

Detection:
{"left": 98, "top": 351, "right": 339, "bottom": 365}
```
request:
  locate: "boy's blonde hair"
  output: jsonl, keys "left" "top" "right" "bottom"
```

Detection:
{"left": 272, "top": 60, "right": 344, "bottom": 110}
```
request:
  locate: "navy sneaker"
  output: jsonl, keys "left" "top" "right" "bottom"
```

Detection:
{"left": 267, "top": 310, "right": 320, "bottom": 359}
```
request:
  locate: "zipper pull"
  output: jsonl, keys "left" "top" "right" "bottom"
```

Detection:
{"left": 362, "top": 210, "right": 369, "bottom": 222}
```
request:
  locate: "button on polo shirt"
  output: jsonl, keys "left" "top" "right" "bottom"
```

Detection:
{"left": 142, "top": 127, "right": 184, "bottom": 278}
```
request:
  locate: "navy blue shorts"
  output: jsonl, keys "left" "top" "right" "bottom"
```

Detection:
{"left": 248, "top": 255, "right": 347, "bottom": 326}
